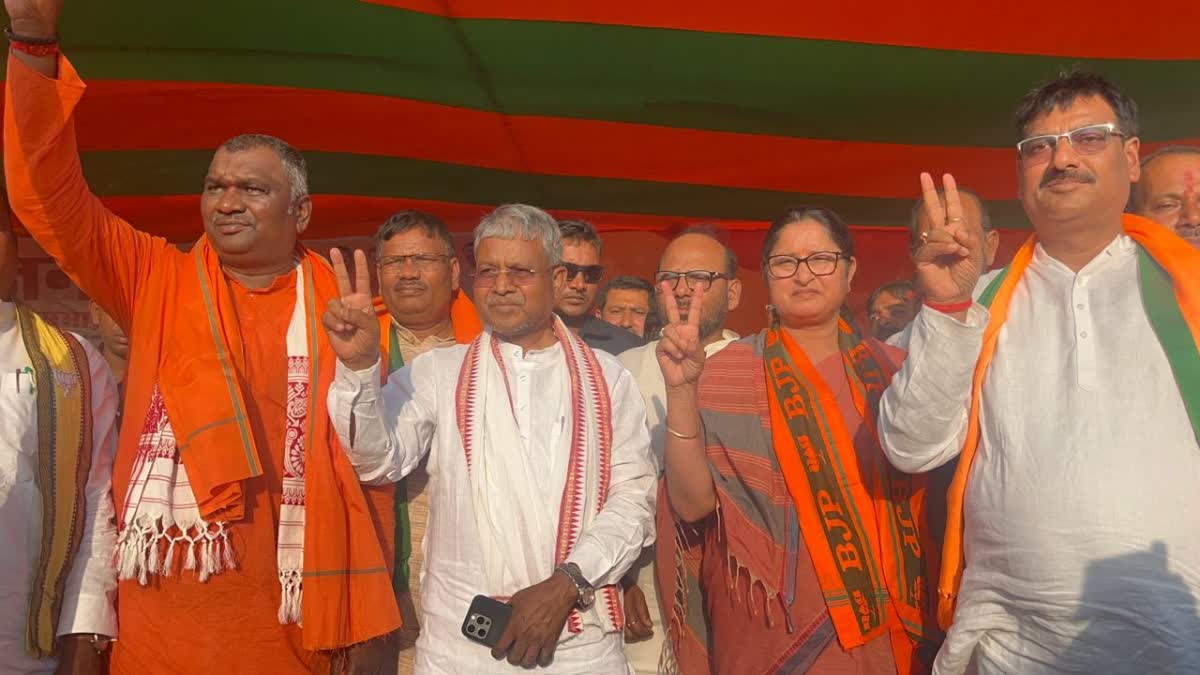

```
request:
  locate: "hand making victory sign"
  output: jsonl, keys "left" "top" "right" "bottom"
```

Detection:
{"left": 913, "top": 172, "right": 984, "bottom": 312}
{"left": 656, "top": 281, "right": 707, "bottom": 388}
{"left": 322, "top": 248, "right": 382, "bottom": 371}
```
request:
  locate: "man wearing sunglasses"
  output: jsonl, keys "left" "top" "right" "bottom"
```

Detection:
{"left": 1131, "top": 146, "right": 1200, "bottom": 247}
{"left": 617, "top": 226, "right": 741, "bottom": 674}
{"left": 553, "top": 220, "right": 644, "bottom": 355}
{"left": 880, "top": 71, "right": 1200, "bottom": 674}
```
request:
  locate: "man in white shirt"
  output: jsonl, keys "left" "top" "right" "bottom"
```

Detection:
{"left": 617, "top": 227, "right": 740, "bottom": 674}
{"left": 323, "top": 203, "right": 656, "bottom": 674}
{"left": 879, "top": 71, "right": 1200, "bottom": 674}
{"left": 0, "top": 197, "right": 118, "bottom": 673}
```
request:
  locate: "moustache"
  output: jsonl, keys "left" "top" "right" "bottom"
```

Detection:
{"left": 1040, "top": 168, "right": 1096, "bottom": 188}
{"left": 391, "top": 281, "right": 428, "bottom": 291}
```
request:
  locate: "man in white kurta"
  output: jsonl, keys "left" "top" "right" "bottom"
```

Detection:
{"left": 324, "top": 204, "right": 655, "bottom": 674}
{"left": 0, "top": 217, "right": 119, "bottom": 673}
{"left": 879, "top": 76, "right": 1200, "bottom": 674}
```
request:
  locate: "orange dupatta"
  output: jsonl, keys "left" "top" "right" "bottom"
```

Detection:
{"left": 159, "top": 240, "right": 400, "bottom": 649}
{"left": 765, "top": 321, "right": 938, "bottom": 674}
{"left": 937, "top": 214, "right": 1200, "bottom": 629}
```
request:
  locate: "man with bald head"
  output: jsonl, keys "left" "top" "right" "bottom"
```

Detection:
{"left": 618, "top": 226, "right": 741, "bottom": 674}
{"left": 1132, "top": 145, "right": 1200, "bottom": 246}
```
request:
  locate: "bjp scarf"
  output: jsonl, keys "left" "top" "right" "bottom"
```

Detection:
{"left": 938, "top": 214, "right": 1200, "bottom": 629}
{"left": 16, "top": 306, "right": 93, "bottom": 658}
{"left": 764, "top": 321, "right": 939, "bottom": 671}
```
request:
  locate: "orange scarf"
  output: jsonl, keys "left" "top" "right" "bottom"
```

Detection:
{"left": 938, "top": 214, "right": 1200, "bottom": 629}
{"left": 373, "top": 290, "right": 482, "bottom": 373}
{"left": 766, "top": 322, "right": 938, "bottom": 673}
{"left": 157, "top": 239, "right": 400, "bottom": 649}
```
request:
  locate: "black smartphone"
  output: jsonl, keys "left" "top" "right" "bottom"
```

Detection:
{"left": 461, "top": 595, "right": 513, "bottom": 648}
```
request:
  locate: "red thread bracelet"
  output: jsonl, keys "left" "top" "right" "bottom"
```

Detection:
{"left": 5, "top": 27, "right": 60, "bottom": 57}
{"left": 924, "top": 298, "right": 973, "bottom": 314}
{"left": 10, "top": 40, "right": 59, "bottom": 57}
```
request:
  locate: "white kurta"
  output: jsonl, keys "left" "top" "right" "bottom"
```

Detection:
{"left": 879, "top": 235, "right": 1200, "bottom": 674}
{"left": 0, "top": 301, "right": 119, "bottom": 674}
{"left": 328, "top": 340, "right": 656, "bottom": 675}
{"left": 617, "top": 331, "right": 735, "bottom": 675}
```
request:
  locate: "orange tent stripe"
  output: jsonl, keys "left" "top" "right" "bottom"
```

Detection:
{"left": 362, "top": 0, "right": 1200, "bottom": 60}
{"left": 53, "top": 82, "right": 1036, "bottom": 200}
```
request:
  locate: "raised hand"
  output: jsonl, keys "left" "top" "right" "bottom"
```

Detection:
{"left": 656, "top": 283, "right": 706, "bottom": 388}
{"left": 5, "top": 0, "right": 62, "bottom": 38}
{"left": 322, "top": 248, "right": 381, "bottom": 371}
{"left": 913, "top": 172, "right": 984, "bottom": 304}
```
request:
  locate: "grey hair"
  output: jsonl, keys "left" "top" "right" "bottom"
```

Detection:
{"left": 218, "top": 134, "right": 309, "bottom": 205}
{"left": 473, "top": 204, "right": 563, "bottom": 266}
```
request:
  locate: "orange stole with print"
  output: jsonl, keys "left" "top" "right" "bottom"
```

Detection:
{"left": 764, "top": 322, "right": 938, "bottom": 673}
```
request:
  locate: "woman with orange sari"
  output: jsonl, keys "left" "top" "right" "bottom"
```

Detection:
{"left": 655, "top": 207, "right": 941, "bottom": 674}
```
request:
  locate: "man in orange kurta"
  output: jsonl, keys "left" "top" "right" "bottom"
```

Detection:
{"left": 3, "top": 15, "right": 400, "bottom": 675}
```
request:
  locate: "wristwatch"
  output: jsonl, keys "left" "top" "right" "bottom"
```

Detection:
{"left": 555, "top": 562, "right": 595, "bottom": 610}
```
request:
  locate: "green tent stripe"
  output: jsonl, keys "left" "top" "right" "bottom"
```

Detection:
{"left": 79, "top": 149, "right": 1031, "bottom": 227}
{"left": 1, "top": 4, "right": 1191, "bottom": 146}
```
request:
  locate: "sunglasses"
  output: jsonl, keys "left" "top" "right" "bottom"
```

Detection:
{"left": 563, "top": 262, "right": 604, "bottom": 284}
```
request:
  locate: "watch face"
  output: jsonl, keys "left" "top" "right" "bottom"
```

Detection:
{"left": 580, "top": 586, "right": 595, "bottom": 609}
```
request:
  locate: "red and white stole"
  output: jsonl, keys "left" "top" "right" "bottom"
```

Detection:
{"left": 455, "top": 317, "right": 625, "bottom": 635}
{"left": 114, "top": 265, "right": 310, "bottom": 625}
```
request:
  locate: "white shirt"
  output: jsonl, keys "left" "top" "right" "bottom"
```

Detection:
{"left": 879, "top": 235, "right": 1200, "bottom": 675}
{"left": 617, "top": 331, "right": 736, "bottom": 674}
{"left": 0, "top": 301, "right": 118, "bottom": 674}
{"left": 328, "top": 341, "right": 656, "bottom": 674}
{"left": 886, "top": 269, "right": 1002, "bottom": 350}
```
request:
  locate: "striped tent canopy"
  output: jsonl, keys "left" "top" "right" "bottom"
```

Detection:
{"left": 3, "top": 1, "right": 1198, "bottom": 326}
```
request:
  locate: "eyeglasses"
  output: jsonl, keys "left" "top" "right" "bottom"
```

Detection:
{"left": 563, "top": 263, "right": 604, "bottom": 284}
{"left": 766, "top": 252, "right": 847, "bottom": 279}
{"left": 653, "top": 270, "right": 730, "bottom": 291}
{"left": 474, "top": 265, "right": 542, "bottom": 287}
{"left": 377, "top": 254, "right": 451, "bottom": 272}
{"left": 1016, "top": 123, "right": 1126, "bottom": 164}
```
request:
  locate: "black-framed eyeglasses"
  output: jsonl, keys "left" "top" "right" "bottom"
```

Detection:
{"left": 766, "top": 252, "right": 847, "bottom": 279}
{"left": 474, "top": 265, "right": 542, "bottom": 287}
{"left": 377, "top": 253, "right": 452, "bottom": 272}
{"left": 653, "top": 270, "right": 730, "bottom": 291}
{"left": 563, "top": 262, "right": 604, "bottom": 284}
{"left": 1016, "top": 122, "right": 1127, "bottom": 164}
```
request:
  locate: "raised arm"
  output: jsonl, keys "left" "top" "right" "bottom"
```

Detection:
{"left": 3, "top": 0, "right": 170, "bottom": 327}
{"left": 657, "top": 283, "right": 717, "bottom": 522}
{"left": 324, "top": 248, "right": 435, "bottom": 484}
{"left": 878, "top": 173, "right": 988, "bottom": 473}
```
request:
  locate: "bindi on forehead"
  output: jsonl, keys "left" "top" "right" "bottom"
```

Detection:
{"left": 1185, "top": 169, "right": 1196, "bottom": 196}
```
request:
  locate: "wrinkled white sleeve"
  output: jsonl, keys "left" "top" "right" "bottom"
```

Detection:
{"left": 57, "top": 338, "right": 118, "bottom": 637}
{"left": 326, "top": 354, "right": 438, "bottom": 486}
{"left": 878, "top": 305, "right": 988, "bottom": 474}
{"left": 565, "top": 367, "right": 657, "bottom": 588}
